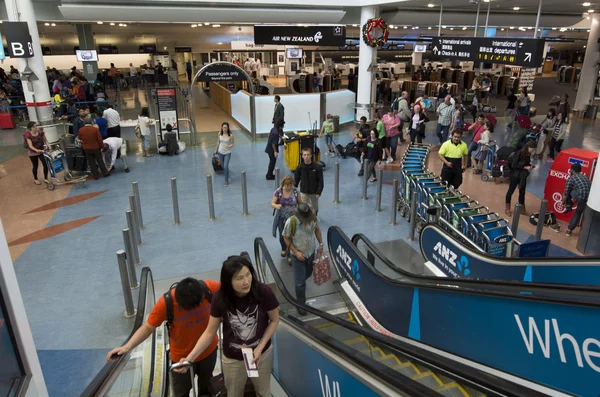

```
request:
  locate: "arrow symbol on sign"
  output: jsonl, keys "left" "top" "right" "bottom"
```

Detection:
{"left": 524, "top": 52, "right": 532, "bottom": 62}
{"left": 433, "top": 46, "right": 439, "bottom": 54}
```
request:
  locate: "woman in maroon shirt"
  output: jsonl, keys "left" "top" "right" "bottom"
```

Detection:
{"left": 25, "top": 121, "right": 49, "bottom": 185}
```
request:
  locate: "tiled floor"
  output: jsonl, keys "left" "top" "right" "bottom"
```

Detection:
{"left": 0, "top": 76, "right": 597, "bottom": 395}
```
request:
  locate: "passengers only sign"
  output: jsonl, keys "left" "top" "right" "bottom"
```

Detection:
{"left": 431, "top": 37, "right": 545, "bottom": 67}
{"left": 197, "top": 62, "right": 247, "bottom": 82}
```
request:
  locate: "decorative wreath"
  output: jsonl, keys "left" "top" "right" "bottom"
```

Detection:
{"left": 362, "top": 18, "right": 389, "bottom": 48}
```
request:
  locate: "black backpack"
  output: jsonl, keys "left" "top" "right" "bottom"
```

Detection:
{"left": 163, "top": 280, "right": 212, "bottom": 334}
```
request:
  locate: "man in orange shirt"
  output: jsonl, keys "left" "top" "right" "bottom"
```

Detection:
{"left": 78, "top": 119, "right": 110, "bottom": 179}
{"left": 107, "top": 278, "right": 220, "bottom": 396}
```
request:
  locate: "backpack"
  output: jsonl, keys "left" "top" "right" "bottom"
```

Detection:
{"left": 163, "top": 280, "right": 212, "bottom": 335}
{"left": 529, "top": 212, "right": 557, "bottom": 226}
{"left": 273, "top": 187, "right": 298, "bottom": 215}
{"left": 506, "top": 151, "right": 517, "bottom": 170}
{"left": 312, "top": 76, "right": 319, "bottom": 86}
{"left": 22, "top": 131, "right": 31, "bottom": 149}
{"left": 287, "top": 215, "right": 298, "bottom": 239}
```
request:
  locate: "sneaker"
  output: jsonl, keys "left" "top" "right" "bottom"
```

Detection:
{"left": 280, "top": 251, "right": 287, "bottom": 257}
{"left": 387, "top": 158, "right": 393, "bottom": 164}
{"left": 564, "top": 205, "right": 572, "bottom": 214}
{"left": 566, "top": 230, "right": 572, "bottom": 237}
{"left": 296, "top": 307, "right": 307, "bottom": 316}
{"left": 224, "top": 181, "right": 229, "bottom": 186}
{"left": 546, "top": 158, "right": 554, "bottom": 163}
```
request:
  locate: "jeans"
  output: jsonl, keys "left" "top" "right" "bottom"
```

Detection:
{"left": 467, "top": 140, "right": 478, "bottom": 167}
{"left": 436, "top": 123, "right": 450, "bottom": 144}
{"left": 386, "top": 136, "right": 398, "bottom": 161}
{"left": 291, "top": 253, "right": 315, "bottom": 304}
{"left": 409, "top": 128, "right": 423, "bottom": 144}
{"left": 325, "top": 134, "right": 333, "bottom": 145}
{"left": 506, "top": 174, "right": 527, "bottom": 205}
{"left": 142, "top": 135, "right": 151, "bottom": 151}
{"left": 548, "top": 138, "right": 563, "bottom": 159}
{"left": 171, "top": 349, "right": 217, "bottom": 397}
{"left": 567, "top": 190, "right": 587, "bottom": 232}
{"left": 29, "top": 155, "right": 48, "bottom": 180}
{"left": 218, "top": 152, "right": 231, "bottom": 182}
{"left": 267, "top": 152, "right": 276, "bottom": 177}
{"left": 391, "top": 91, "right": 400, "bottom": 104}
{"left": 367, "top": 159, "right": 376, "bottom": 179}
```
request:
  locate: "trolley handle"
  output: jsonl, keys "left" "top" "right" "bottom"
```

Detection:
{"left": 169, "top": 361, "right": 192, "bottom": 371}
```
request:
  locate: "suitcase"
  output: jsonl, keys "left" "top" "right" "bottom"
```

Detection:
{"left": 516, "top": 115, "right": 532, "bottom": 129}
{"left": 335, "top": 144, "right": 346, "bottom": 158}
{"left": 485, "top": 114, "right": 497, "bottom": 125}
{"left": 0, "top": 112, "right": 15, "bottom": 129}
{"left": 212, "top": 154, "right": 224, "bottom": 173}
{"left": 208, "top": 373, "right": 256, "bottom": 397}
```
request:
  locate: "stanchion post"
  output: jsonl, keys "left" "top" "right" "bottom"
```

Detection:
{"left": 132, "top": 181, "right": 144, "bottom": 229}
{"left": 241, "top": 171, "right": 249, "bottom": 216}
{"left": 207, "top": 174, "right": 216, "bottom": 220}
{"left": 333, "top": 162, "right": 340, "bottom": 204}
{"left": 171, "top": 177, "right": 181, "bottom": 225}
{"left": 129, "top": 195, "right": 143, "bottom": 245}
{"left": 511, "top": 203, "right": 522, "bottom": 236}
{"left": 117, "top": 250, "right": 137, "bottom": 318}
{"left": 375, "top": 168, "right": 383, "bottom": 212}
{"left": 535, "top": 200, "right": 548, "bottom": 241}
{"left": 122, "top": 229, "right": 140, "bottom": 289}
{"left": 125, "top": 211, "right": 141, "bottom": 264}
{"left": 390, "top": 179, "right": 399, "bottom": 225}
{"left": 361, "top": 160, "right": 369, "bottom": 200}
{"left": 409, "top": 191, "right": 419, "bottom": 240}
{"left": 275, "top": 167, "right": 280, "bottom": 188}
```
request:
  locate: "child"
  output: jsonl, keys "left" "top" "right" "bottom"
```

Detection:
{"left": 319, "top": 114, "right": 335, "bottom": 156}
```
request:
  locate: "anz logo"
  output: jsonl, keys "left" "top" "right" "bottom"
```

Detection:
{"left": 336, "top": 244, "right": 361, "bottom": 291}
{"left": 433, "top": 242, "right": 470, "bottom": 276}
{"left": 351, "top": 260, "right": 361, "bottom": 280}
{"left": 318, "top": 369, "right": 341, "bottom": 397}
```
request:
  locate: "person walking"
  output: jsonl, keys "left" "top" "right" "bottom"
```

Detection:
{"left": 318, "top": 69, "right": 324, "bottom": 92}
{"left": 294, "top": 147, "right": 324, "bottom": 215}
{"left": 78, "top": 119, "right": 110, "bottom": 179}
{"left": 382, "top": 109, "right": 401, "bottom": 163}
{"left": 24, "top": 122, "right": 49, "bottom": 185}
{"left": 536, "top": 109, "right": 556, "bottom": 160}
{"left": 517, "top": 87, "right": 531, "bottom": 116}
{"left": 186, "top": 60, "right": 193, "bottom": 82}
{"left": 374, "top": 112, "right": 390, "bottom": 163}
{"left": 505, "top": 141, "right": 537, "bottom": 216}
{"left": 272, "top": 95, "right": 285, "bottom": 127}
{"left": 390, "top": 76, "right": 401, "bottom": 104}
{"left": 547, "top": 112, "right": 567, "bottom": 162}
{"left": 103, "top": 105, "right": 121, "bottom": 138}
{"left": 408, "top": 104, "right": 429, "bottom": 144}
{"left": 108, "top": 277, "right": 220, "bottom": 397}
{"left": 311, "top": 72, "right": 320, "bottom": 93}
{"left": 437, "top": 130, "right": 468, "bottom": 189}
{"left": 436, "top": 95, "right": 454, "bottom": 144}
{"left": 396, "top": 91, "right": 411, "bottom": 144}
{"left": 361, "top": 129, "right": 383, "bottom": 182}
{"left": 216, "top": 122, "right": 234, "bottom": 186}
{"left": 505, "top": 89, "right": 518, "bottom": 127}
{"left": 466, "top": 113, "right": 486, "bottom": 168}
{"left": 283, "top": 203, "right": 324, "bottom": 313}
{"left": 265, "top": 120, "right": 283, "bottom": 180}
{"left": 138, "top": 107, "right": 152, "bottom": 157}
{"left": 271, "top": 175, "right": 301, "bottom": 261}
{"left": 471, "top": 120, "right": 493, "bottom": 174}
{"left": 551, "top": 93, "right": 571, "bottom": 124}
{"left": 562, "top": 163, "right": 591, "bottom": 237}
{"left": 319, "top": 114, "right": 336, "bottom": 156}
{"left": 177, "top": 256, "right": 279, "bottom": 397}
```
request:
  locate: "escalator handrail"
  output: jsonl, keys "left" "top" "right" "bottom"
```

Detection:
{"left": 254, "top": 237, "right": 547, "bottom": 397}
{"left": 353, "top": 231, "right": 600, "bottom": 297}
{"left": 81, "top": 267, "right": 154, "bottom": 397}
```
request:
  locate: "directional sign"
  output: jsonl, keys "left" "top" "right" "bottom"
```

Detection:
{"left": 431, "top": 37, "right": 545, "bottom": 68}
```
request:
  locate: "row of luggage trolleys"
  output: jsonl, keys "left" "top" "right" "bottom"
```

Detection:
{"left": 397, "top": 144, "right": 516, "bottom": 258}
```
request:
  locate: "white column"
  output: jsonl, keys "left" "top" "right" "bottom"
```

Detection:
{"left": 356, "top": 6, "right": 379, "bottom": 120}
{"left": 412, "top": 52, "right": 423, "bottom": 69}
{"left": 574, "top": 12, "right": 600, "bottom": 111}
{"left": 588, "top": 150, "right": 600, "bottom": 212}
{"left": 5, "top": 0, "right": 57, "bottom": 142}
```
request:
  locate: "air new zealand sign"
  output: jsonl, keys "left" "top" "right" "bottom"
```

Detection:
{"left": 253, "top": 25, "right": 346, "bottom": 46}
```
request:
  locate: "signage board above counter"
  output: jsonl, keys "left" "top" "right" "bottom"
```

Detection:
{"left": 230, "top": 41, "right": 283, "bottom": 51}
{"left": 254, "top": 25, "right": 346, "bottom": 46}
{"left": 174, "top": 46, "right": 192, "bottom": 53}
{"left": 431, "top": 37, "right": 545, "bottom": 67}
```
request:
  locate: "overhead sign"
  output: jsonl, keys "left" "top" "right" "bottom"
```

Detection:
{"left": 254, "top": 25, "right": 346, "bottom": 46}
{"left": 231, "top": 41, "right": 282, "bottom": 51}
{"left": 139, "top": 44, "right": 157, "bottom": 53}
{"left": 197, "top": 62, "right": 247, "bottom": 83}
{"left": 174, "top": 46, "right": 192, "bottom": 53}
{"left": 4, "top": 22, "right": 34, "bottom": 58}
{"left": 431, "top": 37, "right": 545, "bottom": 67}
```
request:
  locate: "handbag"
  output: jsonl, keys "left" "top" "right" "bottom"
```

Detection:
{"left": 313, "top": 253, "right": 332, "bottom": 286}
{"left": 134, "top": 123, "right": 142, "bottom": 139}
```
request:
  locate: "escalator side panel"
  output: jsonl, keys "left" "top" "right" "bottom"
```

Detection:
{"left": 330, "top": 227, "right": 600, "bottom": 397}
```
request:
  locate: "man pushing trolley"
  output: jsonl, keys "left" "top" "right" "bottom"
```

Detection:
{"left": 102, "top": 137, "right": 130, "bottom": 173}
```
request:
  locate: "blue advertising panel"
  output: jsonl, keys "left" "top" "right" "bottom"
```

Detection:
{"left": 519, "top": 240, "right": 550, "bottom": 258}
{"left": 420, "top": 224, "right": 600, "bottom": 285}
{"left": 274, "top": 325, "right": 381, "bottom": 397}
{"left": 328, "top": 227, "right": 600, "bottom": 396}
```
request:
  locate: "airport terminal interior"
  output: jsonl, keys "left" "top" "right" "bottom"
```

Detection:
{"left": 1, "top": 0, "right": 600, "bottom": 396}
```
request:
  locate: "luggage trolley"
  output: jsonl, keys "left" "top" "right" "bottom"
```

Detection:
{"left": 480, "top": 140, "right": 497, "bottom": 182}
{"left": 463, "top": 212, "right": 499, "bottom": 240}
{"left": 43, "top": 147, "right": 86, "bottom": 191}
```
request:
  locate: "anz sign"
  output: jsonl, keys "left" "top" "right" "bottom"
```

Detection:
{"left": 432, "top": 242, "right": 470, "bottom": 276}
{"left": 335, "top": 245, "right": 361, "bottom": 292}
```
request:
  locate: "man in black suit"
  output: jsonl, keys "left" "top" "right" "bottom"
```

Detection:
{"left": 273, "top": 95, "right": 285, "bottom": 128}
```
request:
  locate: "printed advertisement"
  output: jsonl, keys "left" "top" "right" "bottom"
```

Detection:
{"left": 156, "top": 88, "right": 179, "bottom": 140}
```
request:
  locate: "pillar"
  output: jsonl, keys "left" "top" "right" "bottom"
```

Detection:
{"left": 356, "top": 6, "right": 378, "bottom": 121}
{"left": 574, "top": 12, "right": 600, "bottom": 112}
{"left": 5, "top": 0, "right": 57, "bottom": 142}
{"left": 577, "top": 150, "right": 600, "bottom": 254}
{"left": 76, "top": 24, "right": 98, "bottom": 82}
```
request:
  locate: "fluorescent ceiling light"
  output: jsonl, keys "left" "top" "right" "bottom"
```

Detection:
{"left": 513, "top": 6, "right": 520, "bottom": 10}
{"left": 204, "top": 23, "right": 210, "bottom": 25}
{"left": 51, "top": 23, "right": 56, "bottom": 26}
{"left": 428, "top": 3, "right": 435, "bottom": 7}
{"left": 110, "top": 22, "right": 115, "bottom": 26}
{"left": 415, "top": 26, "right": 419, "bottom": 29}
{"left": 191, "top": 24, "right": 197, "bottom": 28}
{"left": 218, "top": 42, "right": 223, "bottom": 45}
{"left": 442, "top": 25, "right": 447, "bottom": 28}
{"left": 462, "top": 27, "right": 467, "bottom": 30}
{"left": 483, "top": 0, "right": 490, "bottom": 2}
{"left": 501, "top": 28, "right": 505, "bottom": 31}
{"left": 403, "top": 26, "right": 408, "bottom": 29}
{"left": 97, "top": 21, "right": 103, "bottom": 25}
{"left": 213, "top": 24, "right": 221, "bottom": 27}
{"left": 509, "top": 26, "right": 514, "bottom": 29}
{"left": 45, "top": 22, "right": 50, "bottom": 26}
{"left": 389, "top": 25, "right": 395, "bottom": 28}
{"left": 583, "top": 2, "right": 591, "bottom": 6}
{"left": 589, "top": 9, "right": 595, "bottom": 12}
{"left": 428, "top": 27, "right": 432, "bottom": 30}
{"left": 352, "top": 24, "right": 358, "bottom": 27}
{"left": 552, "top": 27, "right": 557, "bottom": 30}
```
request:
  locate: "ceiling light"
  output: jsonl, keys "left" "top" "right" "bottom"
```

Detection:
{"left": 462, "top": 27, "right": 467, "bottom": 30}
{"left": 51, "top": 23, "right": 56, "bottom": 26}
{"left": 97, "top": 21, "right": 103, "bottom": 25}
{"left": 584, "top": 45, "right": 587, "bottom": 48}
{"left": 513, "top": 6, "right": 520, "bottom": 10}
{"left": 191, "top": 24, "right": 197, "bottom": 28}
{"left": 110, "top": 22, "right": 115, "bottom": 26}
{"left": 509, "top": 26, "right": 514, "bottom": 29}
{"left": 45, "top": 22, "right": 50, "bottom": 26}
{"left": 583, "top": 2, "right": 591, "bottom": 6}
{"left": 442, "top": 25, "right": 447, "bottom": 28}
{"left": 428, "top": 27, "right": 432, "bottom": 30}
{"left": 212, "top": 24, "right": 221, "bottom": 27}
{"left": 204, "top": 23, "right": 210, "bottom": 25}
{"left": 390, "top": 25, "right": 395, "bottom": 28}
{"left": 501, "top": 28, "right": 505, "bottom": 31}
{"left": 589, "top": 9, "right": 595, "bottom": 12}
{"left": 428, "top": 3, "right": 435, "bottom": 7}
{"left": 483, "top": 0, "right": 490, "bottom": 2}
{"left": 588, "top": 29, "right": 591, "bottom": 32}
{"left": 552, "top": 27, "right": 557, "bottom": 30}
{"left": 450, "top": 27, "right": 454, "bottom": 30}
{"left": 218, "top": 42, "right": 223, "bottom": 45}
{"left": 352, "top": 24, "right": 358, "bottom": 27}
{"left": 415, "top": 26, "right": 419, "bottom": 29}
{"left": 163, "top": 46, "right": 167, "bottom": 50}
{"left": 402, "top": 26, "right": 407, "bottom": 29}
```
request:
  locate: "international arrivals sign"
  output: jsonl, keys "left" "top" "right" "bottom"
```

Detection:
{"left": 253, "top": 25, "right": 346, "bottom": 46}
{"left": 431, "top": 36, "right": 545, "bottom": 67}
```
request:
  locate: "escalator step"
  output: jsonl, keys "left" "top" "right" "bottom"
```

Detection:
{"left": 434, "top": 382, "right": 473, "bottom": 397}
{"left": 412, "top": 371, "right": 444, "bottom": 389}
{"left": 392, "top": 362, "right": 419, "bottom": 378}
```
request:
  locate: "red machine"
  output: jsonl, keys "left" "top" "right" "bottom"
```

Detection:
{"left": 544, "top": 148, "right": 598, "bottom": 222}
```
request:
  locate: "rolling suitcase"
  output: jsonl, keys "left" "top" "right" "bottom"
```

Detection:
{"left": 212, "top": 154, "right": 224, "bottom": 173}
{"left": 208, "top": 373, "right": 256, "bottom": 396}
{"left": 516, "top": 115, "right": 532, "bottom": 129}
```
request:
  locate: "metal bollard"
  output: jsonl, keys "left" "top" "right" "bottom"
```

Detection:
{"left": 125, "top": 212, "right": 141, "bottom": 265}
{"left": 535, "top": 200, "right": 548, "bottom": 241}
{"left": 375, "top": 168, "right": 383, "bottom": 212}
{"left": 129, "top": 196, "right": 143, "bottom": 245}
{"left": 117, "top": 250, "right": 137, "bottom": 318}
{"left": 511, "top": 203, "right": 522, "bottom": 235}
{"left": 122, "top": 229, "right": 140, "bottom": 288}
{"left": 132, "top": 181, "right": 144, "bottom": 229}
{"left": 241, "top": 171, "right": 249, "bottom": 216}
{"left": 390, "top": 179, "right": 399, "bottom": 225}
{"left": 275, "top": 167, "right": 280, "bottom": 188}
{"left": 171, "top": 177, "right": 181, "bottom": 225}
{"left": 333, "top": 162, "right": 340, "bottom": 204}
{"left": 361, "top": 160, "right": 369, "bottom": 200}
{"left": 409, "top": 191, "right": 419, "bottom": 240}
{"left": 206, "top": 174, "right": 216, "bottom": 220}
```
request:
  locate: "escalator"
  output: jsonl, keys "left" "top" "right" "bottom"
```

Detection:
{"left": 326, "top": 226, "right": 600, "bottom": 396}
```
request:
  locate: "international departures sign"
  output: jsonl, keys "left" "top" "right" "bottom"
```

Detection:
{"left": 431, "top": 36, "right": 545, "bottom": 67}
{"left": 253, "top": 25, "right": 346, "bottom": 46}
